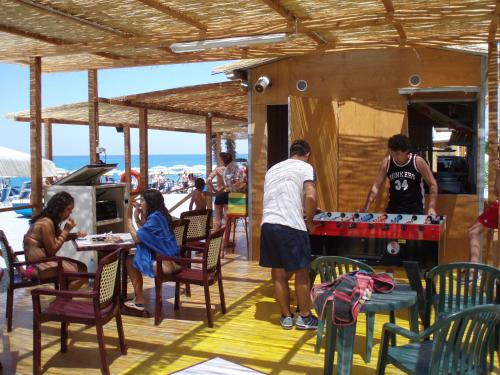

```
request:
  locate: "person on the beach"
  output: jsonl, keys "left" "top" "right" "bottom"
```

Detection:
{"left": 189, "top": 178, "right": 207, "bottom": 210}
{"left": 125, "top": 189, "right": 180, "bottom": 312}
{"left": 207, "top": 152, "right": 233, "bottom": 229}
{"left": 23, "top": 191, "right": 87, "bottom": 290}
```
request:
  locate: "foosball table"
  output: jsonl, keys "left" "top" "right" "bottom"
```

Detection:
{"left": 310, "top": 212, "right": 446, "bottom": 268}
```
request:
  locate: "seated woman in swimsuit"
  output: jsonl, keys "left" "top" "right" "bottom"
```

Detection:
{"left": 125, "top": 189, "right": 181, "bottom": 312}
{"left": 23, "top": 191, "right": 87, "bottom": 290}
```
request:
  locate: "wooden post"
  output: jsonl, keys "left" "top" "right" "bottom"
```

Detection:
{"left": 139, "top": 108, "right": 148, "bottom": 193}
{"left": 206, "top": 114, "right": 213, "bottom": 209}
{"left": 88, "top": 69, "right": 99, "bottom": 164}
{"left": 30, "top": 57, "right": 43, "bottom": 215}
{"left": 488, "top": 42, "right": 498, "bottom": 196}
{"left": 488, "top": 42, "right": 499, "bottom": 267}
{"left": 123, "top": 126, "right": 131, "bottom": 192}
{"left": 43, "top": 120, "right": 52, "bottom": 161}
{"left": 215, "top": 133, "right": 222, "bottom": 157}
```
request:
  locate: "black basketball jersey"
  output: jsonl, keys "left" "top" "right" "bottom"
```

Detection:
{"left": 386, "top": 153, "right": 424, "bottom": 214}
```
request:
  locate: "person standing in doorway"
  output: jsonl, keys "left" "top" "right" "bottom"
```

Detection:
{"left": 260, "top": 139, "right": 319, "bottom": 330}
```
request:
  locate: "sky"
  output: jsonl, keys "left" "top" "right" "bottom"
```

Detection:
{"left": 0, "top": 61, "right": 248, "bottom": 156}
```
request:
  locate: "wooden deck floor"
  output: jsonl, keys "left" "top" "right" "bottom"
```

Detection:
{"left": 0, "top": 228, "right": 497, "bottom": 374}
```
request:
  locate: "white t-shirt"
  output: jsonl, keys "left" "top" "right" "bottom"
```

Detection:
{"left": 261, "top": 158, "right": 315, "bottom": 232}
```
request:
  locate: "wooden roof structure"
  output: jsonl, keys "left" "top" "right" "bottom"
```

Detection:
{"left": 0, "top": 1, "right": 498, "bottom": 73}
{"left": 7, "top": 81, "right": 248, "bottom": 138}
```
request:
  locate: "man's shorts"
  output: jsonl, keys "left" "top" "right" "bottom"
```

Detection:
{"left": 478, "top": 200, "right": 499, "bottom": 229}
{"left": 259, "top": 223, "right": 311, "bottom": 272}
{"left": 214, "top": 192, "right": 229, "bottom": 205}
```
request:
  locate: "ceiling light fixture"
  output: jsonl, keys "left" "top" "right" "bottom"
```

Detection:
{"left": 170, "top": 33, "right": 288, "bottom": 53}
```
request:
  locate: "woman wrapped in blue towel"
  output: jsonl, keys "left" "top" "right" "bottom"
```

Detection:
{"left": 125, "top": 189, "right": 181, "bottom": 312}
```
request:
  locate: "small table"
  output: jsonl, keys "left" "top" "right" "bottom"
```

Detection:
{"left": 73, "top": 234, "right": 148, "bottom": 317}
{"left": 323, "top": 285, "right": 418, "bottom": 375}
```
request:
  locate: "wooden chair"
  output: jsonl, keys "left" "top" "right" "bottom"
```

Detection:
{"left": 154, "top": 219, "right": 189, "bottom": 325}
{"left": 424, "top": 262, "right": 500, "bottom": 370}
{"left": 179, "top": 209, "right": 212, "bottom": 253}
{"left": 376, "top": 304, "right": 500, "bottom": 375}
{"left": 32, "top": 249, "right": 126, "bottom": 375}
{"left": 0, "top": 229, "right": 75, "bottom": 332}
{"left": 154, "top": 227, "right": 226, "bottom": 327}
{"left": 310, "top": 256, "right": 383, "bottom": 362}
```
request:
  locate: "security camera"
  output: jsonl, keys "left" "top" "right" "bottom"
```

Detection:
{"left": 254, "top": 76, "right": 271, "bottom": 93}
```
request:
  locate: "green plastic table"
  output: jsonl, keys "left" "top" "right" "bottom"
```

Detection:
{"left": 323, "top": 284, "right": 418, "bottom": 375}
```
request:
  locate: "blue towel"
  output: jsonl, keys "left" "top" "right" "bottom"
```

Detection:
{"left": 133, "top": 211, "right": 179, "bottom": 278}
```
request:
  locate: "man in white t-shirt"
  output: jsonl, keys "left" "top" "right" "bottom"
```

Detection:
{"left": 260, "top": 140, "right": 319, "bottom": 330}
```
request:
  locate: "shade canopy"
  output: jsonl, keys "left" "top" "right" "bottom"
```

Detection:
{"left": 0, "top": 1, "right": 495, "bottom": 73}
{"left": 0, "top": 146, "right": 58, "bottom": 178}
{"left": 7, "top": 81, "right": 248, "bottom": 138}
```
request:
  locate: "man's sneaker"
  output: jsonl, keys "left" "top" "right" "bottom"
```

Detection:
{"left": 280, "top": 315, "right": 294, "bottom": 330}
{"left": 295, "top": 314, "right": 319, "bottom": 330}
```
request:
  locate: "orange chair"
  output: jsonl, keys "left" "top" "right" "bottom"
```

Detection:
{"left": 154, "top": 228, "right": 226, "bottom": 327}
{"left": 32, "top": 249, "right": 126, "bottom": 375}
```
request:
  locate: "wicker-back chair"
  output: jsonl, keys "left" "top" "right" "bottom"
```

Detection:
{"left": 180, "top": 209, "right": 212, "bottom": 253}
{"left": 32, "top": 249, "right": 126, "bottom": 375}
{"left": 0, "top": 229, "right": 69, "bottom": 331}
{"left": 154, "top": 218, "right": 190, "bottom": 325}
{"left": 154, "top": 227, "right": 226, "bottom": 327}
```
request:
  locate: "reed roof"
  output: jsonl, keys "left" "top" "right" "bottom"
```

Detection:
{"left": 0, "top": 1, "right": 497, "bottom": 72}
{"left": 7, "top": 81, "right": 248, "bottom": 138}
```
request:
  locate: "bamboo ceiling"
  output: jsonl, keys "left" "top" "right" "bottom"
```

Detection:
{"left": 0, "top": 0, "right": 497, "bottom": 72}
{"left": 7, "top": 81, "right": 248, "bottom": 138}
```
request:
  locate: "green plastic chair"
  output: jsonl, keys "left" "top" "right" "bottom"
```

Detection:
{"left": 310, "top": 256, "right": 382, "bottom": 363}
{"left": 424, "top": 262, "right": 500, "bottom": 370}
{"left": 376, "top": 304, "right": 500, "bottom": 375}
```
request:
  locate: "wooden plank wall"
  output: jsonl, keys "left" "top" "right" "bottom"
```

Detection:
{"left": 249, "top": 48, "right": 482, "bottom": 262}
{"left": 290, "top": 97, "right": 339, "bottom": 211}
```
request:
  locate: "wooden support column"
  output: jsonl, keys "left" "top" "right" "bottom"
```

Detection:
{"left": 123, "top": 126, "right": 131, "bottom": 192}
{"left": 488, "top": 42, "right": 499, "bottom": 196}
{"left": 88, "top": 69, "right": 99, "bottom": 164}
{"left": 30, "top": 57, "right": 43, "bottom": 215}
{"left": 215, "top": 133, "right": 222, "bottom": 157}
{"left": 43, "top": 119, "right": 52, "bottom": 161}
{"left": 206, "top": 114, "right": 213, "bottom": 209}
{"left": 139, "top": 108, "right": 148, "bottom": 193}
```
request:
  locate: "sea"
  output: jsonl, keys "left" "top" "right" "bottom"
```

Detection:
{"left": 6, "top": 153, "right": 248, "bottom": 189}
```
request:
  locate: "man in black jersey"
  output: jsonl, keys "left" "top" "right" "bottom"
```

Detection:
{"left": 362, "top": 134, "right": 438, "bottom": 215}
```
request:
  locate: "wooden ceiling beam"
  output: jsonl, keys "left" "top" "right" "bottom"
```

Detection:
{"left": 135, "top": 0, "right": 207, "bottom": 31}
{"left": 0, "top": 23, "right": 71, "bottom": 45}
{"left": 488, "top": 1, "right": 500, "bottom": 41}
{"left": 13, "top": 0, "right": 132, "bottom": 36}
{"left": 381, "top": 0, "right": 407, "bottom": 42}
{"left": 260, "top": 0, "right": 326, "bottom": 44}
{"left": 0, "top": 23, "right": 132, "bottom": 61}
{"left": 13, "top": 116, "right": 213, "bottom": 133}
{"left": 98, "top": 97, "right": 247, "bottom": 122}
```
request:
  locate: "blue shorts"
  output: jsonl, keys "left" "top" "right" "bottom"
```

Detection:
{"left": 259, "top": 223, "right": 311, "bottom": 272}
{"left": 214, "top": 192, "right": 229, "bottom": 205}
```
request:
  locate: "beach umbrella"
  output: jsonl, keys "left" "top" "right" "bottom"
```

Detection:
{"left": 168, "top": 164, "right": 191, "bottom": 174}
{"left": 0, "top": 146, "right": 58, "bottom": 178}
{"left": 149, "top": 165, "right": 169, "bottom": 174}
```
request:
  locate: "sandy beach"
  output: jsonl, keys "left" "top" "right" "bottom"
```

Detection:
{"left": 0, "top": 192, "right": 191, "bottom": 261}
